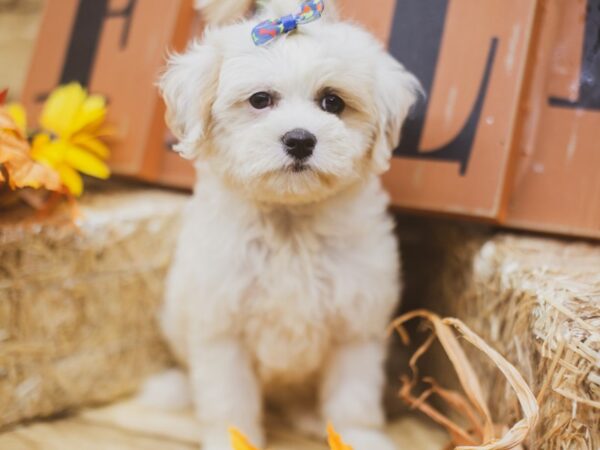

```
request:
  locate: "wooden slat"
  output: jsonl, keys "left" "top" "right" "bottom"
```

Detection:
{"left": 4, "top": 421, "right": 195, "bottom": 450}
{"left": 0, "top": 400, "right": 449, "bottom": 450}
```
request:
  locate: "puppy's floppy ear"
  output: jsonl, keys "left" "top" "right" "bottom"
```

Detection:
{"left": 371, "top": 53, "right": 422, "bottom": 174}
{"left": 159, "top": 40, "right": 220, "bottom": 159}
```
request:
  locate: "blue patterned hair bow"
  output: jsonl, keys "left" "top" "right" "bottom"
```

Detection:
{"left": 251, "top": 0, "right": 325, "bottom": 46}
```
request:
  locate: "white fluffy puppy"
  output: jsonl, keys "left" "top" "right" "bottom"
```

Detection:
{"left": 158, "top": 0, "right": 420, "bottom": 448}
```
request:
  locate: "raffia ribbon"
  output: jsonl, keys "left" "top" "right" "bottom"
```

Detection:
{"left": 391, "top": 310, "right": 539, "bottom": 450}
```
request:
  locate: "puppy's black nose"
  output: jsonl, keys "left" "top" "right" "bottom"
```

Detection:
{"left": 282, "top": 128, "right": 317, "bottom": 161}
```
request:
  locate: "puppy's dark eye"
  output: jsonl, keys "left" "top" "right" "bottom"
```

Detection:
{"left": 320, "top": 94, "right": 345, "bottom": 115}
{"left": 249, "top": 92, "right": 273, "bottom": 109}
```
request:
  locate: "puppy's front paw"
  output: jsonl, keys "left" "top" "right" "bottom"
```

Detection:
{"left": 201, "top": 432, "right": 230, "bottom": 450}
{"left": 338, "top": 427, "right": 396, "bottom": 450}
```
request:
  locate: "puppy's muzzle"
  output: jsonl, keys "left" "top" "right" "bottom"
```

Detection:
{"left": 282, "top": 128, "right": 317, "bottom": 161}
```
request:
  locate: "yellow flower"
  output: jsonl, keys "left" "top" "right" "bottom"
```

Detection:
{"left": 229, "top": 428, "right": 261, "bottom": 450}
{"left": 31, "top": 83, "right": 110, "bottom": 196}
{"left": 327, "top": 423, "right": 353, "bottom": 450}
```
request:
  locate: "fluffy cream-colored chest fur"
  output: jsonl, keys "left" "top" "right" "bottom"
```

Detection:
{"left": 240, "top": 211, "right": 336, "bottom": 384}
{"left": 162, "top": 175, "right": 400, "bottom": 389}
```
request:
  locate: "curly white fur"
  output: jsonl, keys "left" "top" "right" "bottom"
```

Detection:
{"left": 194, "top": 0, "right": 339, "bottom": 24}
{"left": 157, "top": 1, "right": 420, "bottom": 448}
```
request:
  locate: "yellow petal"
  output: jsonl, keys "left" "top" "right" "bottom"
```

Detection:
{"left": 40, "top": 83, "right": 86, "bottom": 138}
{"left": 64, "top": 145, "right": 110, "bottom": 179}
{"left": 327, "top": 424, "right": 353, "bottom": 450}
{"left": 30, "top": 134, "right": 62, "bottom": 167}
{"left": 93, "top": 123, "right": 116, "bottom": 138}
{"left": 7, "top": 103, "right": 27, "bottom": 136}
{"left": 73, "top": 94, "right": 107, "bottom": 134}
{"left": 229, "top": 428, "right": 261, "bottom": 450}
{"left": 32, "top": 133, "right": 51, "bottom": 147}
{"left": 57, "top": 163, "right": 83, "bottom": 196}
{"left": 0, "top": 108, "right": 21, "bottom": 137}
{"left": 71, "top": 133, "right": 110, "bottom": 159}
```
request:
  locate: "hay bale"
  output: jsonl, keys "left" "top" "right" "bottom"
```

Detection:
{"left": 0, "top": 187, "right": 187, "bottom": 429}
{"left": 400, "top": 219, "right": 599, "bottom": 450}
{"left": 465, "top": 236, "right": 600, "bottom": 449}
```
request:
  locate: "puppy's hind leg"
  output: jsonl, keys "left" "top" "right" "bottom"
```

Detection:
{"left": 320, "top": 341, "right": 396, "bottom": 450}
{"left": 190, "top": 338, "right": 265, "bottom": 450}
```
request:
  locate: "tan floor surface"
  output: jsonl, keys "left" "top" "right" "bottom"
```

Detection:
{"left": 0, "top": 400, "right": 449, "bottom": 450}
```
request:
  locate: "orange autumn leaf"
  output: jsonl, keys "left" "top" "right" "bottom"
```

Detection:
{"left": 327, "top": 424, "right": 354, "bottom": 450}
{"left": 0, "top": 89, "right": 7, "bottom": 105}
{"left": 0, "top": 107, "right": 61, "bottom": 191}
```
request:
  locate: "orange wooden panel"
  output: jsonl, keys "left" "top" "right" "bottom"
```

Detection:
{"left": 505, "top": 0, "right": 600, "bottom": 238}
{"left": 379, "top": 0, "right": 539, "bottom": 218}
{"left": 338, "top": 0, "right": 397, "bottom": 43}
